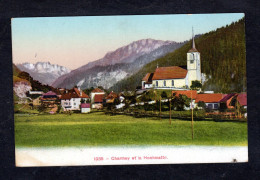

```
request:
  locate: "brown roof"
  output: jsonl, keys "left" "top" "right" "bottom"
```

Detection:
{"left": 106, "top": 91, "right": 118, "bottom": 99}
{"left": 73, "top": 88, "right": 89, "bottom": 98}
{"left": 172, "top": 90, "right": 198, "bottom": 99}
{"left": 195, "top": 94, "right": 225, "bottom": 103}
{"left": 94, "top": 94, "right": 104, "bottom": 103}
{"left": 188, "top": 47, "right": 199, "bottom": 53}
{"left": 152, "top": 66, "right": 187, "bottom": 80}
{"left": 91, "top": 88, "right": 104, "bottom": 93}
{"left": 61, "top": 88, "right": 89, "bottom": 100}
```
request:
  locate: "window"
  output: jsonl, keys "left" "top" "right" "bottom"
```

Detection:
{"left": 74, "top": 103, "right": 76, "bottom": 105}
{"left": 214, "top": 104, "right": 219, "bottom": 109}
{"left": 156, "top": 81, "right": 158, "bottom": 87}
{"left": 190, "top": 60, "right": 194, "bottom": 64}
{"left": 172, "top": 80, "right": 174, "bottom": 86}
{"left": 208, "top": 104, "right": 213, "bottom": 109}
{"left": 164, "top": 80, "right": 166, "bottom": 86}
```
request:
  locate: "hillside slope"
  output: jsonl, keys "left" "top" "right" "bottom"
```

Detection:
{"left": 111, "top": 18, "right": 246, "bottom": 93}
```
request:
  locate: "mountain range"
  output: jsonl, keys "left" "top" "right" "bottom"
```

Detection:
{"left": 16, "top": 62, "right": 71, "bottom": 85}
{"left": 51, "top": 39, "right": 185, "bottom": 89}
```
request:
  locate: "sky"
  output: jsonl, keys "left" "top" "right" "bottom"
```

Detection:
{"left": 12, "top": 13, "right": 244, "bottom": 70}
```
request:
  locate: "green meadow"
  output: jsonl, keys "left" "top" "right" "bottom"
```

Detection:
{"left": 14, "top": 112, "right": 247, "bottom": 147}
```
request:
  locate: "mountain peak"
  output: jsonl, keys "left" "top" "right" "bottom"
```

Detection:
{"left": 16, "top": 61, "right": 71, "bottom": 85}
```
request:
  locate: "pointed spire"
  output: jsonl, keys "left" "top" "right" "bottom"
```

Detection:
{"left": 188, "top": 26, "right": 198, "bottom": 53}
{"left": 192, "top": 26, "right": 195, "bottom": 49}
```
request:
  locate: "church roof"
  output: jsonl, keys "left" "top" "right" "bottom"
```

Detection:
{"left": 152, "top": 66, "right": 187, "bottom": 80}
{"left": 142, "top": 73, "right": 154, "bottom": 83}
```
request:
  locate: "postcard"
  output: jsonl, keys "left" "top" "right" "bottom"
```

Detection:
{"left": 12, "top": 13, "right": 247, "bottom": 166}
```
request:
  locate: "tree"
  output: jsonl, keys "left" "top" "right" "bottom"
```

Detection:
{"left": 172, "top": 94, "right": 191, "bottom": 111}
{"left": 161, "top": 91, "right": 168, "bottom": 99}
{"left": 190, "top": 80, "right": 202, "bottom": 90}
{"left": 197, "top": 101, "right": 206, "bottom": 109}
{"left": 80, "top": 99, "right": 86, "bottom": 104}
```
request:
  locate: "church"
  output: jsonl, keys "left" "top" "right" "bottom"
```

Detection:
{"left": 142, "top": 29, "right": 202, "bottom": 90}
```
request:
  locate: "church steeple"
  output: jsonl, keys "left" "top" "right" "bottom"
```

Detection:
{"left": 188, "top": 27, "right": 198, "bottom": 53}
{"left": 187, "top": 26, "right": 201, "bottom": 88}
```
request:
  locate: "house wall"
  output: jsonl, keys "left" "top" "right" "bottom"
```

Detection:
{"left": 81, "top": 108, "right": 90, "bottom": 113}
{"left": 206, "top": 103, "right": 219, "bottom": 110}
{"left": 144, "top": 83, "right": 153, "bottom": 89}
{"left": 152, "top": 78, "right": 186, "bottom": 88}
{"left": 142, "top": 81, "right": 145, "bottom": 89}
{"left": 62, "top": 98, "right": 89, "bottom": 110}
{"left": 70, "top": 98, "right": 81, "bottom": 110}
{"left": 92, "top": 103, "right": 103, "bottom": 109}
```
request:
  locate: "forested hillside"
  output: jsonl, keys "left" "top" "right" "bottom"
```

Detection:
{"left": 111, "top": 18, "right": 246, "bottom": 93}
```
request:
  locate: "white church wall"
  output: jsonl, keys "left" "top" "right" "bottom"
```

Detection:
{"left": 152, "top": 79, "right": 186, "bottom": 88}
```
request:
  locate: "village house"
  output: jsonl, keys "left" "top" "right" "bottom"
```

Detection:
{"left": 60, "top": 87, "right": 90, "bottom": 111}
{"left": 142, "top": 29, "right": 201, "bottom": 90}
{"left": 40, "top": 91, "right": 59, "bottom": 108}
{"left": 231, "top": 93, "right": 247, "bottom": 118}
{"left": 90, "top": 88, "right": 106, "bottom": 109}
{"left": 219, "top": 93, "right": 237, "bottom": 110}
{"left": 106, "top": 91, "right": 118, "bottom": 104}
{"left": 219, "top": 93, "right": 247, "bottom": 117}
{"left": 81, "top": 103, "right": 91, "bottom": 113}
{"left": 27, "top": 90, "right": 44, "bottom": 107}
{"left": 195, "top": 93, "right": 225, "bottom": 110}
{"left": 171, "top": 90, "right": 226, "bottom": 110}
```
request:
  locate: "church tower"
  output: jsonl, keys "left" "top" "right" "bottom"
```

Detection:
{"left": 187, "top": 27, "right": 201, "bottom": 87}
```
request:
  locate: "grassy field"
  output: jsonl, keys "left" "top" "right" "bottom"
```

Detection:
{"left": 14, "top": 111, "right": 247, "bottom": 147}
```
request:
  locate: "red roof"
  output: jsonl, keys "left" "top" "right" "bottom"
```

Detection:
{"left": 152, "top": 66, "right": 187, "bottom": 80}
{"left": 172, "top": 90, "right": 197, "bottom": 99}
{"left": 91, "top": 88, "right": 104, "bottom": 93}
{"left": 73, "top": 88, "right": 89, "bottom": 98}
{"left": 106, "top": 91, "right": 118, "bottom": 99}
{"left": 81, "top": 103, "right": 90, "bottom": 108}
{"left": 142, "top": 73, "right": 154, "bottom": 83}
{"left": 237, "top": 93, "right": 247, "bottom": 106}
{"left": 195, "top": 93, "right": 225, "bottom": 103}
{"left": 94, "top": 94, "right": 104, "bottom": 103}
